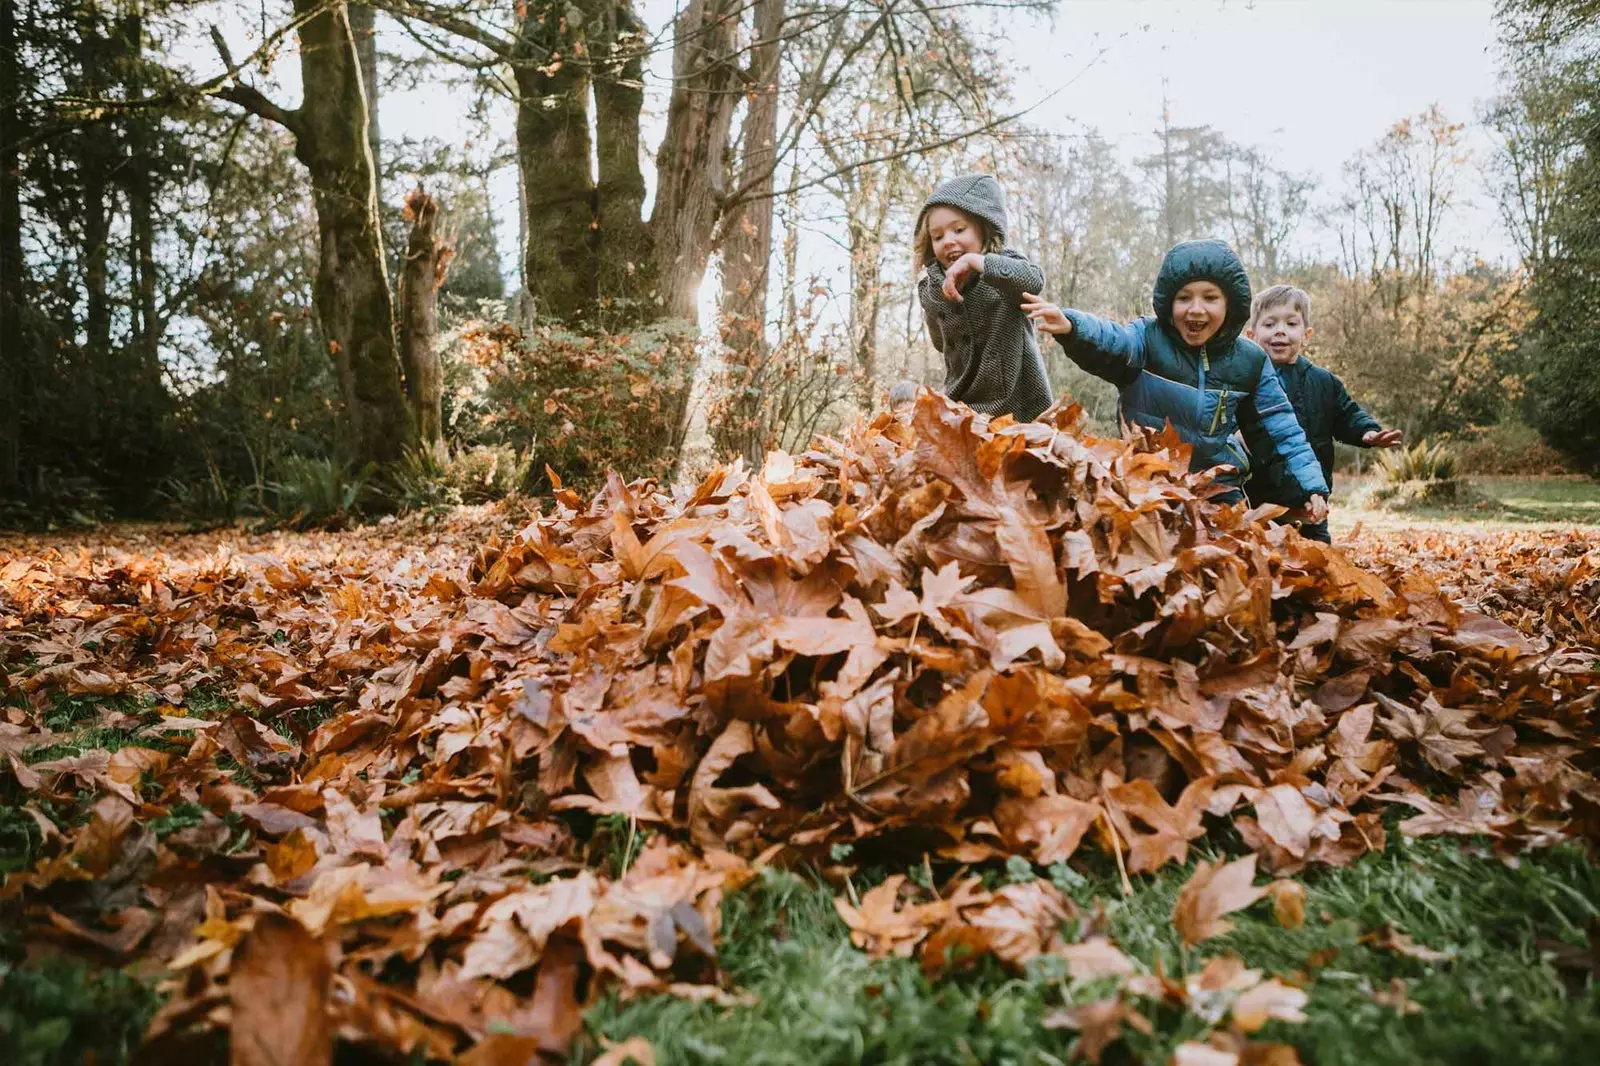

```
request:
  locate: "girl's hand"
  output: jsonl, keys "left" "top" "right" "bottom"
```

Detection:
{"left": 941, "top": 252, "right": 985, "bottom": 301}
{"left": 1363, "top": 428, "right": 1404, "bottom": 448}
{"left": 1022, "top": 293, "right": 1072, "bottom": 335}
{"left": 1305, "top": 494, "right": 1329, "bottom": 524}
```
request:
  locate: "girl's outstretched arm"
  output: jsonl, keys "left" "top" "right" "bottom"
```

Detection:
{"left": 1023, "top": 294, "right": 1145, "bottom": 389}
{"left": 974, "top": 250, "right": 1046, "bottom": 302}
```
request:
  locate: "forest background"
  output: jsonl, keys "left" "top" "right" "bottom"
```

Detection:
{"left": 3, "top": 0, "right": 1598, "bottom": 527}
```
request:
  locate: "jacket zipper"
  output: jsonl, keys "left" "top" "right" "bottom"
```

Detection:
{"left": 1197, "top": 347, "right": 1225, "bottom": 433}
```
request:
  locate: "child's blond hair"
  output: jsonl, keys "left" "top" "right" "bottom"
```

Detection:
{"left": 912, "top": 207, "right": 1005, "bottom": 275}
{"left": 1250, "top": 284, "right": 1313, "bottom": 328}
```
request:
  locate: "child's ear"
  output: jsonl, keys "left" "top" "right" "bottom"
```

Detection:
{"left": 1303, "top": 325, "right": 1315, "bottom": 344}
{"left": 1244, "top": 327, "right": 1255, "bottom": 340}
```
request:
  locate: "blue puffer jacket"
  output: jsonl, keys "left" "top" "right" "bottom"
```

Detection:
{"left": 1052, "top": 240, "right": 1329, "bottom": 504}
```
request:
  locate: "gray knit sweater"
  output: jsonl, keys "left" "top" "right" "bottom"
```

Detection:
{"left": 916, "top": 175, "right": 1054, "bottom": 422}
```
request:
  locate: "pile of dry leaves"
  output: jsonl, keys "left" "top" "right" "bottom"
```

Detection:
{"left": 1, "top": 393, "right": 1596, "bottom": 1063}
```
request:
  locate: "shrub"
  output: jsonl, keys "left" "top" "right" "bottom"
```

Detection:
{"left": 0, "top": 468, "right": 109, "bottom": 531}
{"left": 390, "top": 438, "right": 530, "bottom": 512}
{"left": 1378, "top": 440, "right": 1459, "bottom": 484}
{"left": 1448, "top": 420, "right": 1571, "bottom": 476}
{"left": 266, "top": 455, "right": 375, "bottom": 530}
{"left": 463, "top": 320, "right": 694, "bottom": 492}
{"left": 158, "top": 463, "right": 252, "bottom": 527}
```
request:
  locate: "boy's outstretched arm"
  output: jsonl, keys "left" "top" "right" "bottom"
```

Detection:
{"left": 1331, "top": 377, "right": 1402, "bottom": 448}
{"left": 1244, "top": 361, "right": 1330, "bottom": 504}
{"left": 1021, "top": 294, "right": 1145, "bottom": 388}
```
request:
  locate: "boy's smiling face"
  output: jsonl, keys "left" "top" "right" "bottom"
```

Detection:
{"left": 1247, "top": 303, "right": 1314, "bottom": 365}
{"left": 1171, "top": 280, "right": 1227, "bottom": 348}
{"left": 925, "top": 206, "right": 984, "bottom": 267}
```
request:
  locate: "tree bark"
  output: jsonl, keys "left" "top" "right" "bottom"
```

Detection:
{"left": 121, "top": 9, "right": 159, "bottom": 386}
{"left": 712, "top": 0, "right": 783, "bottom": 461}
{"left": 589, "top": 0, "right": 651, "bottom": 318}
{"left": 349, "top": 4, "right": 380, "bottom": 164}
{"left": 649, "top": 0, "right": 742, "bottom": 322}
{"left": 78, "top": 16, "right": 112, "bottom": 384}
{"left": 0, "top": 0, "right": 24, "bottom": 488}
{"left": 285, "top": 0, "right": 411, "bottom": 465}
{"left": 398, "top": 185, "right": 447, "bottom": 441}
{"left": 514, "top": 1, "right": 596, "bottom": 323}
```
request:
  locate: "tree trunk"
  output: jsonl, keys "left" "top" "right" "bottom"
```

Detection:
{"left": 648, "top": 0, "right": 741, "bottom": 322}
{"left": 398, "top": 185, "right": 446, "bottom": 442}
{"left": 712, "top": 0, "right": 783, "bottom": 461}
{"left": 514, "top": 1, "right": 596, "bottom": 323}
{"left": 121, "top": 9, "right": 159, "bottom": 386}
{"left": 78, "top": 16, "right": 112, "bottom": 371}
{"left": 0, "top": 0, "right": 24, "bottom": 488}
{"left": 589, "top": 0, "right": 651, "bottom": 321}
{"left": 290, "top": 0, "right": 411, "bottom": 465}
{"left": 349, "top": 4, "right": 380, "bottom": 163}
{"left": 848, "top": 167, "right": 887, "bottom": 395}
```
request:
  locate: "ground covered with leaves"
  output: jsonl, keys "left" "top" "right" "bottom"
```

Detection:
{"left": 2, "top": 394, "right": 1598, "bottom": 1065}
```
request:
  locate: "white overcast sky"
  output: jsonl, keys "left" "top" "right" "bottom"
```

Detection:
{"left": 1003, "top": 0, "right": 1511, "bottom": 261}
{"left": 366, "top": 0, "right": 1513, "bottom": 289}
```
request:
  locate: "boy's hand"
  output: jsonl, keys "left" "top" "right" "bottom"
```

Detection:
{"left": 1363, "top": 428, "right": 1404, "bottom": 448}
{"left": 1305, "top": 494, "right": 1329, "bottom": 524}
{"left": 941, "top": 252, "right": 985, "bottom": 301}
{"left": 1022, "top": 293, "right": 1072, "bottom": 335}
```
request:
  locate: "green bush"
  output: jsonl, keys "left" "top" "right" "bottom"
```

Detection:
{"left": 266, "top": 455, "right": 376, "bottom": 530}
{"left": 1378, "top": 440, "right": 1460, "bottom": 484}
{"left": 389, "top": 438, "right": 530, "bottom": 512}
{"left": 0, "top": 468, "right": 110, "bottom": 531}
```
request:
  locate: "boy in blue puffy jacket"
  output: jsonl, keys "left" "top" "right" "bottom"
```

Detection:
{"left": 1022, "top": 239, "right": 1329, "bottom": 523}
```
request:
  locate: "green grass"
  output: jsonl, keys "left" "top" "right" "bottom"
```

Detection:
{"left": 1335, "top": 475, "right": 1600, "bottom": 531}
{"left": 581, "top": 836, "right": 1600, "bottom": 1066}
{"left": 0, "top": 952, "right": 160, "bottom": 1066}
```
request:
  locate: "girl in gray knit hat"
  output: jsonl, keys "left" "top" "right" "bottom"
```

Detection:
{"left": 910, "top": 174, "right": 1055, "bottom": 422}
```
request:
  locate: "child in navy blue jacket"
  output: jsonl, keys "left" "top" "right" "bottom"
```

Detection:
{"left": 1022, "top": 240, "right": 1329, "bottom": 520}
{"left": 1243, "top": 285, "right": 1403, "bottom": 542}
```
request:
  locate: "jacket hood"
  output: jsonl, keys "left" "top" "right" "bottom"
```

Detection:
{"left": 919, "top": 174, "right": 1008, "bottom": 245}
{"left": 1152, "top": 239, "right": 1252, "bottom": 348}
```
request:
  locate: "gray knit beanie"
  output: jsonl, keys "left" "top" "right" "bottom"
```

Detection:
{"left": 919, "top": 174, "right": 1008, "bottom": 244}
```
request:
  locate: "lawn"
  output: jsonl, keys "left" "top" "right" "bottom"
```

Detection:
{"left": 574, "top": 835, "right": 1600, "bottom": 1066}
{"left": 1334, "top": 475, "right": 1600, "bottom": 533}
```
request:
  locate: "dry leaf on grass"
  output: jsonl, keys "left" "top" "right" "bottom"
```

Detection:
{"left": 1174, "top": 856, "right": 1268, "bottom": 946}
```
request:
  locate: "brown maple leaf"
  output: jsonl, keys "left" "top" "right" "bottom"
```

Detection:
{"left": 1173, "top": 855, "right": 1268, "bottom": 945}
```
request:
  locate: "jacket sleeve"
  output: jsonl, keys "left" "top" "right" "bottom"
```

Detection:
{"left": 917, "top": 271, "right": 947, "bottom": 353}
{"left": 1330, "top": 375, "right": 1383, "bottom": 446}
{"left": 977, "top": 249, "right": 1046, "bottom": 303}
{"left": 1052, "top": 310, "right": 1146, "bottom": 388}
{"left": 1241, "top": 359, "right": 1329, "bottom": 503}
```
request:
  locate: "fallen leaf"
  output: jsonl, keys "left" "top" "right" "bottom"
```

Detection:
{"left": 229, "top": 912, "right": 332, "bottom": 1066}
{"left": 1173, "top": 856, "right": 1268, "bottom": 945}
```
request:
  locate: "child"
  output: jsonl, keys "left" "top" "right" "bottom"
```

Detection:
{"left": 1242, "top": 285, "right": 1403, "bottom": 542}
{"left": 914, "top": 174, "right": 1055, "bottom": 422}
{"left": 1021, "top": 239, "right": 1329, "bottom": 520}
